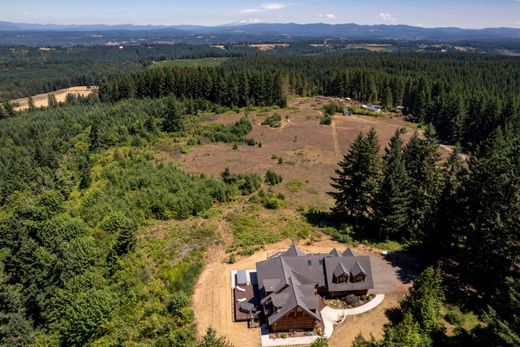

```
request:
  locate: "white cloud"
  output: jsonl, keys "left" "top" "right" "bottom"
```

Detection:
{"left": 319, "top": 14, "right": 337, "bottom": 20}
{"left": 261, "top": 3, "right": 286, "bottom": 10}
{"left": 376, "top": 12, "right": 396, "bottom": 23}
{"left": 241, "top": 2, "right": 286, "bottom": 14}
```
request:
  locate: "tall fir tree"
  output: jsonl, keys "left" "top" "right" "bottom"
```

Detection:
{"left": 375, "top": 129, "right": 410, "bottom": 240}
{"left": 330, "top": 128, "right": 382, "bottom": 224}
{"left": 162, "top": 96, "right": 185, "bottom": 133}
{"left": 431, "top": 145, "right": 466, "bottom": 255}
{"left": 403, "top": 126, "right": 442, "bottom": 242}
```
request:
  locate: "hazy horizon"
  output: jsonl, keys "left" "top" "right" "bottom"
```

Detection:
{"left": 1, "top": 0, "right": 519, "bottom": 30}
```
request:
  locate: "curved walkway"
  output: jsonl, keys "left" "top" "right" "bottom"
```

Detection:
{"left": 260, "top": 294, "right": 385, "bottom": 346}
{"left": 321, "top": 294, "right": 385, "bottom": 338}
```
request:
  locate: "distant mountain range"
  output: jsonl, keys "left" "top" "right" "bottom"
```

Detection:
{"left": 0, "top": 22, "right": 520, "bottom": 43}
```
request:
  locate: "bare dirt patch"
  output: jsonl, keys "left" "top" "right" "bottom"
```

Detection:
{"left": 12, "top": 86, "right": 95, "bottom": 111}
{"left": 192, "top": 237, "right": 412, "bottom": 347}
{"left": 249, "top": 43, "right": 290, "bottom": 51}
{"left": 157, "top": 97, "right": 425, "bottom": 210}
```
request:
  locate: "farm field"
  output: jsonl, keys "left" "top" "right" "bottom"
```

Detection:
{"left": 151, "top": 57, "right": 230, "bottom": 68}
{"left": 12, "top": 86, "right": 95, "bottom": 111}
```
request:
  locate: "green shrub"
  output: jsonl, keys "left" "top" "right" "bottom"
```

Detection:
{"left": 286, "top": 179, "right": 303, "bottom": 193}
{"left": 445, "top": 308, "right": 465, "bottom": 326}
{"left": 261, "top": 113, "right": 282, "bottom": 128}
{"left": 265, "top": 170, "right": 283, "bottom": 186}
{"left": 203, "top": 116, "right": 252, "bottom": 143}
{"left": 323, "top": 103, "right": 343, "bottom": 116}
{"left": 320, "top": 115, "right": 332, "bottom": 125}
{"left": 220, "top": 168, "right": 261, "bottom": 195}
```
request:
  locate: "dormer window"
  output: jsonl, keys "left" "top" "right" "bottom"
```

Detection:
{"left": 352, "top": 273, "right": 366, "bottom": 283}
{"left": 336, "top": 274, "right": 348, "bottom": 283}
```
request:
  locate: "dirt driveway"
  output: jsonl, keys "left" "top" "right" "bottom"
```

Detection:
{"left": 192, "top": 238, "right": 414, "bottom": 347}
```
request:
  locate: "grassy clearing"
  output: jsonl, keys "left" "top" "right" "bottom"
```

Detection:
{"left": 442, "top": 303, "right": 482, "bottom": 335}
{"left": 225, "top": 206, "right": 314, "bottom": 255}
{"left": 285, "top": 179, "right": 304, "bottom": 193}
{"left": 151, "top": 58, "right": 229, "bottom": 68}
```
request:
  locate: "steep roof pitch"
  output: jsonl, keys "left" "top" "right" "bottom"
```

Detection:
{"left": 350, "top": 261, "right": 367, "bottom": 276}
{"left": 324, "top": 256, "right": 374, "bottom": 292}
{"left": 333, "top": 262, "right": 349, "bottom": 279}
{"left": 284, "top": 244, "right": 306, "bottom": 257}
{"left": 267, "top": 278, "right": 322, "bottom": 325}
{"left": 256, "top": 245, "right": 374, "bottom": 327}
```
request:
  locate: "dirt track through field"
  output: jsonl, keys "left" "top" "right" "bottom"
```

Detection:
{"left": 331, "top": 120, "right": 342, "bottom": 160}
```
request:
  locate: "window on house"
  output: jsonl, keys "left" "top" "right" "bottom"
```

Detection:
{"left": 307, "top": 260, "right": 312, "bottom": 266}
{"left": 336, "top": 275, "right": 347, "bottom": 283}
{"left": 319, "top": 259, "right": 323, "bottom": 266}
{"left": 354, "top": 274, "right": 366, "bottom": 282}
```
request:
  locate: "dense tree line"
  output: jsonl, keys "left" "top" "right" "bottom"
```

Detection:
{"left": 102, "top": 53, "right": 520, "bottom": 150}
{"left": 0, "top": 44, "right": 249, "bottom": 102}
{"left": 225, "top": 54, "right": 520, "bottom": 150}
{"left": 0, "top": 92, "right": 260, "bottom": 345}
{"left": 100, "top": 65, "right": 287, "bottom": 108}
{"left": 330, "top": 121, "right": 519, "bottom": 345}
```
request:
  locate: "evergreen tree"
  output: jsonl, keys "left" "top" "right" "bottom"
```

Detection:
{"left": 374, "top": 130, "right": 410, "bottom": 240}
{"left": 462, "top": 126, "right": 520, "bottom": 292}
{"left": 330, "top": 128, "right": 382, "bottom": 224}
{"left": 383, "top": 312, "right": 432, "bottom": 347}
{"left": 27, "top": 97, "right": 35, "bottom": 111}
{"left": 88, "top": 124, "right": 101, "bottom": 152}
{"left": 403, "top": 126, "right": 442, "bottom": 242}
{"left": 431, "top": 145, "right": 466, "bottom": 254}
{"left": 400, "top": 267, "right": 445, "bottom": 335}
{"left": 47, "top": 93, "right": 58, "bottom": 108}
{"left": 162, "top": 96, "right": 185, "bottom": 133}
{"left": 382, "top": 86, "right": 393, "bottom": 110}
{"left": 79, "top": 155, "right": 91, "bottom": 189}
{"left": 1, "top": 102, "right": 15, "bottom": 117}
{"left": 198, "top": 328, "right": 233, "bottom": 347}
{"left": 481, "top": 277, "right": 520, "bottom": 347}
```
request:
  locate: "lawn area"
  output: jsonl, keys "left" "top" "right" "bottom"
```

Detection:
{"left": 151, "top": 57, "right": 230, "bottom": 68}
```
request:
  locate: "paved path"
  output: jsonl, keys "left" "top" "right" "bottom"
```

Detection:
{"left": 260, "top": 294, "right": 385, "bottom": 346}
{"left": 321, "top": 294, "right": 385, "bottom": 338}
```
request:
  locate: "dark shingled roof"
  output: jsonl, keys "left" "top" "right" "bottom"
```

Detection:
{"left": 256, "top": 245, "right": 374, "bottom": 326}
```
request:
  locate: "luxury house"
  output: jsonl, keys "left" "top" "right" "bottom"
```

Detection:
{"left": 256, "top": 245, "right": 374, "bottom": 333}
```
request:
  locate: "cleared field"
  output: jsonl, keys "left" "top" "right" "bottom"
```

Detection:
{"left": 249, "top": 43, "right": 290, "bottom": 51}
{"left": 151, "top": 57, "right": 229, "bottom": 68}
{"left": 347, "top": 44, "right": 395, "bottom": 52}
{"left": 192, "top": 236, "right": 414, "bottom": 347}
{"left": 12, "top": 86, "right": 95, "bottom": 111}
{"left": 158, "top": 97, "right": 435, "bottom": 210}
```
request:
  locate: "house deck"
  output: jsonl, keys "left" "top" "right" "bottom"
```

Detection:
{"left": 234, "top": 284, "right": 260, "bottom": 322}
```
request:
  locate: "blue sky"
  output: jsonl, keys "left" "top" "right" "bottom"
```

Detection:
{"left": 1, "top": 0, "right": 519, "bottom": 28}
